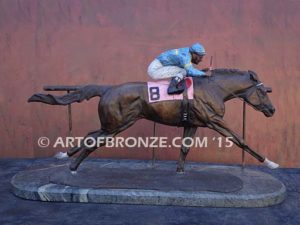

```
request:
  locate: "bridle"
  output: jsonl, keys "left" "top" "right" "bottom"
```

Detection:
{"left": 210, "top": 74, "right": 272, "bottom": 104}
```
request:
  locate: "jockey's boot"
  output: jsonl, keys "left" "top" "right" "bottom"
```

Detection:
{"left": 167, "top": 77, "right": 186, "bottom": 95}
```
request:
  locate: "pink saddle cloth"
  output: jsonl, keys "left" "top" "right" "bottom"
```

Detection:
{"left": 147, "top": 77, "right": 194, "bottom": 103}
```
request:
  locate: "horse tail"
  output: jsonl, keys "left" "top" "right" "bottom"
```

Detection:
{"left": 28, "top": 85, "right": 111, "bottom": 105}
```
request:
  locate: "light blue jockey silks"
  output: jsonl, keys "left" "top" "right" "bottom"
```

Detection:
{"left": 156, "top": 43, "right": 206, "bottom": 77}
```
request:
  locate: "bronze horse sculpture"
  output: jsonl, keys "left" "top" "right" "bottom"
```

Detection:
{"left": 28, "top": 69, "right": 278, "bottom": 173}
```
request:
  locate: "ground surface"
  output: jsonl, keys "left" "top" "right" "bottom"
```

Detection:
{"left": 0, "top": 158, "right": 299, "bottom": 225}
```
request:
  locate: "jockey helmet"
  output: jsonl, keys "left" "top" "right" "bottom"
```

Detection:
{"left": 190, "top": 43, "right": 206, "bottom": 56}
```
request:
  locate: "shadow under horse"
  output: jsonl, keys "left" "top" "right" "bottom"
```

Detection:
{"left": 28, "top": 69, "right": 277, "bottom": 173}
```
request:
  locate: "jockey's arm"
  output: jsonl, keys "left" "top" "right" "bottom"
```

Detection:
{"left": 184, "top": 63, "right": 206, "bottom": 77}
{"left": 178, "top": 52, "right": 206, "bottom": 77}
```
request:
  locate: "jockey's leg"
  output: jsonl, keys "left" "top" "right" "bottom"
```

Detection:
{"left": 147, "top": 59, "right": 187, "bottom": 94}
{"left": 148, "top": 59, "right": 186, "bottom": 79}
{"left": 147, "top": 59, "right": 164, "bottom": 80}
{"left": 167, "top": 69, "right": 187, "bottom": 94}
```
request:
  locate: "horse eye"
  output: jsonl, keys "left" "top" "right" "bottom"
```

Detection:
{"left": 258, "top": 88, "right": 266, "bottom": 95}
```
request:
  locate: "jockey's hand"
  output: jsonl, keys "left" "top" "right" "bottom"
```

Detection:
{"left": 202, "top": 67, "right": 213, "bottom": 72}
{"left": 206, "top": 70, "right": 213, "bottom": 76}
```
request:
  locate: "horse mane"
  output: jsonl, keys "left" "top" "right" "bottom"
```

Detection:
{"left": 192, "top": 68, "right": 249, "bottom": 85}
{"left": 212, "top": 68, "right": 246, "bottom": 76}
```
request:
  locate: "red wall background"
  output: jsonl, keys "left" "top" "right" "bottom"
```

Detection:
{"left": 0, "top": 0, "right": 299, "bottom": 167}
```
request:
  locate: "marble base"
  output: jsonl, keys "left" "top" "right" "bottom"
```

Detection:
{"left": 11, "top": 159, "right": 286, "bottom": 207}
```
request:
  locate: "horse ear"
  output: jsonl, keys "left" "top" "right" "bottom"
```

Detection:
{"left": 248, "top": 70, "right": 258, "bottom": 82}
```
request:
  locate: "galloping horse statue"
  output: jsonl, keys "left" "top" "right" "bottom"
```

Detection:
{"left": 28, "top": 69, "right": 278, "bottom": 173}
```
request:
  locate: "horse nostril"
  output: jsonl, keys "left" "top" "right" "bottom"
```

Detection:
{"left": 271, "top": 107, "right": 275, "bottom": 114}
{"left": 266, "top": 87, "right": 272, "bottom": 93}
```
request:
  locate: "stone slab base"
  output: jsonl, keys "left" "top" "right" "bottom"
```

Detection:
{"left": 11, "top": 159, "right": 286, "bottom": 207}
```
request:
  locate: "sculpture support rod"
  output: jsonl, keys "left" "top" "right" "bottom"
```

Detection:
{"left": 152, "top": 122, "right": 156, "bottom": 166}
{"left": 242, "top": 101, "right": 246, "bottom": 168}
{"left": 43, "top": 86, "right": 79, "bottom": 136}
{"left": 67, "top": 90, "right": 73, "bottom": 136}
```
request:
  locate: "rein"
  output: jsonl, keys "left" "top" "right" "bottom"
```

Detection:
{"left": 211, "top": 78, "right": 263, "bottom": 102}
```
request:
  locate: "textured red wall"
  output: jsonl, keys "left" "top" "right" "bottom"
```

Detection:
{"left": 0, "top": 0, "right": 299, "bottom": 167}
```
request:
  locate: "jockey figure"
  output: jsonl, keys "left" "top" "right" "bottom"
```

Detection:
{"left": 147, "top": 43, "right": 210, "bottom": 94}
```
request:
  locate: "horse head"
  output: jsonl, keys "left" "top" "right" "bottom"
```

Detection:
{"left": 243, "top": 71, "right": 275, "bottom": 117}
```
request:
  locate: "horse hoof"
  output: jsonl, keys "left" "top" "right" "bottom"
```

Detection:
{"left": 176, "top": 168, "right": 185, "bottom": 174}
{"left": 70, "top": 170, "right": 77, "bottom": 175}
{"left": 54, "top": 152, "right": 69, "bottom": 159}
{"left": 263, "top": 158, "right": 279, "bottom": 169}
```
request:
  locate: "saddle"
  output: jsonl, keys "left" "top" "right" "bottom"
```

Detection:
{"left": 147, "top": 78, "right": 193, "bottom": 124}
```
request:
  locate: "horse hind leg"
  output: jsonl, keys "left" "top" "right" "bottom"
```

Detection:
{"left": 55, "top": 145, "right": 82, "bottom": 159}
{"left": 69, "top": 129, "right": 112, "bottom": 172}
{"left": 70, "top": 147, "right": 96, "bottom": 173}
{"left": 54, "top": 130, "right": 102, "bottom": 159}
{"left": 69, "top": 120, "right": 137, "bottom": 172}
{"left": 67, "top": 130, "right": 103, "bottom": 157}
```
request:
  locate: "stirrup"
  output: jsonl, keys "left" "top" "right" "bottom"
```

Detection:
{"left": 168, "top": 78, "right": 185, "bottom": 95}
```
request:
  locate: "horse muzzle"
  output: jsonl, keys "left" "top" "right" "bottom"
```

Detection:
{"left": 263, "top": 106, "right": 275, "bottom": 117}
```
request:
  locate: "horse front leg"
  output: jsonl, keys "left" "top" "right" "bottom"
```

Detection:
{"left": 209, "top": 117, "right": 279, "bottom": 169}
{"left": 176, "top": 126, "right": 198, "bottom": 173}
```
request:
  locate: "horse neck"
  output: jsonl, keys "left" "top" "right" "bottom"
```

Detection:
{"left": 212, "top": 74, "right": 252, "bottom": 101}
